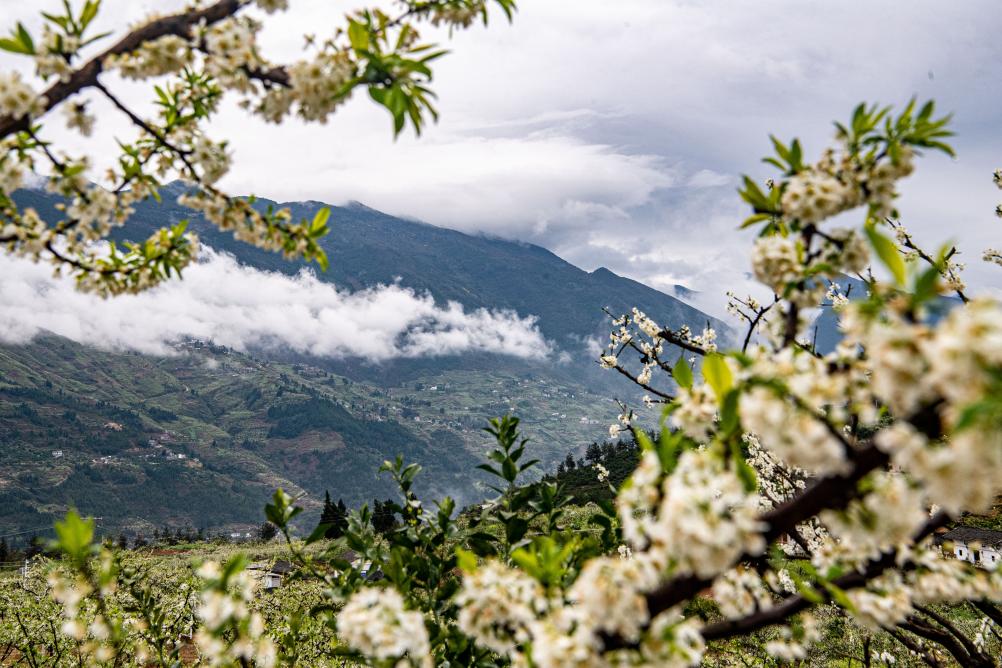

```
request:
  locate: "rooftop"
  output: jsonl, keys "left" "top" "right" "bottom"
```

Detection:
{"left": 937, "top": 526, "right": 1002, "bottom": 549}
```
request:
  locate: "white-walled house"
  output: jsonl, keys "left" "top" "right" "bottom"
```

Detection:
{"left": 248, "top": 559, "right": 294, "bottom": 590}
{"left": 937, "top": 526, "right": 1002, "bottom": 571}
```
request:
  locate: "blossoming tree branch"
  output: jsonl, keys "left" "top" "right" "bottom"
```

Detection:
{"left": 2, "top": 2, "right": 1002, "bottom": 667}
{"left": 0, "top": 0, "right": 514, "bottom": 294}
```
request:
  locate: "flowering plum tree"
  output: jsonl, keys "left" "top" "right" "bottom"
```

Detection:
{"left": 2, "top": 2, "right": 1002, "bottom": 667}
{"left": 0, "top": 0, "right": 515, "bottom": 294}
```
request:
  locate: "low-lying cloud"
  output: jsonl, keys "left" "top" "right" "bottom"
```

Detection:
{"left": 0, "top": 249, "right": 552, "bottom": 360}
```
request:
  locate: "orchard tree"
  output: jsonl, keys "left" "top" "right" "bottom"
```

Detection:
{"left": 0, "top": 0, "right": 516, "bottom": 294}
{"left": 269, "top": 101, "right": 1000, "bottom": 667}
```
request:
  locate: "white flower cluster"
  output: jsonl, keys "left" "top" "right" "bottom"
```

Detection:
{"left": 711, "top": 567, "right": 773, "bottom": 620}
{"left": 0, "top": 152, "right": 25, "bottom": 194}
{"left": 190, "top": 136, "right": 232, "bottom": 185}
{"left": 105, "top": 34, "right": 191, "bottom": 79}
{"left": 818, "top": 473, "right": 927, "bottom": 568}
{"left": 457, "top": 554, "right": 705, "bottom": 667}
{"left": 743, "top": 432, "right": 807, "bottom": 506}
{"left": 850, "top": 299, "right": 1002, "bottom": 514}
{"left": 823, "top": 227, "right": 870, "bottom": 274}
{"left": 846, "top": 572, "right": 913, "bottom": 631}
{"left": 780, "top": 144, "right": 915, "bottom": 225}
{"left": 751, "top": 235, "right": 801, "bottom": 294}
{"left": 622, "top": 450, "right": 765, "bottom": 578}
{"left": 63, "top": 101, "right": 95, "bottom": 136}
{"left": 617, "top": 449, "right": 663, "bottom": 547}
{"left": 567, "top": 555, "right": 660, "bottom": 642}
{"left": 919, "top": 298, "right": 1002, "bottom": 408}
{"left": 454, "top": 561, "right": 545, "bottom": 654}
{"left": 670, "top": 384, "right": 717, "bottom": 441}
{"left": 740, "top": 385, "right": 848, "bottom": 476}
{"left": 781, "top": 170, "right": 852, "bottom": 225}
{"left": 204, "top": 17, "right": 262, "bottom": 75}
{"left": 195, "top": 561, "right": 277, "bottom": 667}
{"left": 877, "top": 422, "right": 1002, "bottom": 516}
{"left": 430, "top": 2, "right": 485, "bottom": 28}
{"left": 284, "top": 51, "right": 355, "bottom": 123}
{"left": 825, "top": 282, "right": 849, "bottom": 309}
{"left": 338, "top": 587, "right": 431, "bottom": 666}
{"left": 638, "top": 609, "right": 706, "bottom": 667}
{"left": 0, "top": 71, "right": 42, "bottom": 120}
{"left": 764, "top": 613, "right": 820, "bottom": 661}
{"left": 35, "top": 25, "right": 77, "bottom": 82}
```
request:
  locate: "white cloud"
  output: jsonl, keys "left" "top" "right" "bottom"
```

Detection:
{"left": 0, "top": 0, "right": 999, "bottom": 318}
{"left": 0, "top": 250, "right": 552, "bottom": 361}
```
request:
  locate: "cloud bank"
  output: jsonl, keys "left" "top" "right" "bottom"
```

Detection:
{"left": 0, "top": 250, "right": 551, "bottom": 361}
{"left": 2, "top": 0, "right": 1000, "bottom": 318}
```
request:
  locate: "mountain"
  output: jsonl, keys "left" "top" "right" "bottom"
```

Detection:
{"left": 15, "top": 182, "right": 720, "bottom": 357}
{"left": 812, "top": 275, "right": 961, "bottom": 354}
{"left": 0, "top": 184, "right": 726, "bottom": 539}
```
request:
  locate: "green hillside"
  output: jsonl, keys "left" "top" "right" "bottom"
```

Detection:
{"left": 2, "top": 184, "right": 717, "bottom": 540}
{"left": 0, "top": 335, "right": 636, "bottom": 540}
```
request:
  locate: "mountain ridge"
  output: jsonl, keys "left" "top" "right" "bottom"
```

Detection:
{"left": 1, "top": 184, "right": 727, "bottom": 538}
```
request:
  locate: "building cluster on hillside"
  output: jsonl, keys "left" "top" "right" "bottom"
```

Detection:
{"left": 937, "top": 526, "right": 1002, "bottom": 571}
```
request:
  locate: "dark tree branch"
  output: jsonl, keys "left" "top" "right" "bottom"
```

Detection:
{"left": 916, "top": 604, "right": 986, "bottom": 664}
{"left": 601, "top": 442, "right": 893, "bottom": 652}
{"left": 606, "top": 363, "right": 673, "bottom": 400}
{"left": 973, "top": 600, "right": 1002, "bottom": 630}
{"left": 0, "top": 0, "right": 245, "bottom": 140}
{"left": 699, "top": 512, "right": 949, "bottom": 642}
{"left": 898, "top": 616, "right": 987, "bottom": 668}
{"left": 886, "top": 627, "right": 942, "bottom": 668}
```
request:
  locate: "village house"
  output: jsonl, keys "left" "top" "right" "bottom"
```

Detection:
{"left": 936, "top": 526, "right": 1002, "bottom": 571}
{"left": 248, "top": 559, "right": 295, "bottom": 590}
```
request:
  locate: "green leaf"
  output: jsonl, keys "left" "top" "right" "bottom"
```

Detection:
{"left": 729, "top": 440, "right": 756, "bottom": 491}
{"left": 864, "top": 222, "right": 907, "bottom": 286}
{"left": 672, "top": 353, "right": 693, "bottom": 389}
{"left": 912, "top": 265, "right": 940, "bottom": 305}
{"left": 740, "top": 212, "right": 774, "bottom": 229}
{"left": 305, "top": 523, "right": 331, "bottom": 545}
{"left": 719, "top": 389, "right": 740, "bottom": 435}
{"left": 820, "top": 580, "right": 855, "bottom": 611}
{"left": 79, "top": 0, "right": 100, "bottom": 30}
{"left": 311, "top": 206, "right": 330, "bottom": 233}
{"left": 635, "top": 429, "right": 654, "bottom": 452}
{"left": 347, "top": 19, "right": 370, "bottom": 53}
{"left": 16, "top": 22, "right": 34, "bottom": 54}
{"left": 702, "top": 353, "right": 733, "bottom": 401}
{"left": 54, "top": 510, "right": 94, "bottom": 562}
{"left": 455, "top": 547, "right": 478, "bottom": 573}
{"left": 0, "top": 38, "right": 31, "bottom": 54}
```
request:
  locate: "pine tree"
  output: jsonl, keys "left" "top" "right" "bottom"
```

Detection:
{"left": 0, "top": 537, "right": 8, "bottom": 563}
{"left": 371, "top": 499, "right": 396, "bottom": 535}
{"left": 320, "top": 491, "right": 349, "bottom": 539}
{"left": 333, "top": 499, "right": 349, "bottom": 537}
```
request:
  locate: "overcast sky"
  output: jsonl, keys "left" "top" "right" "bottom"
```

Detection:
{"left": 2, "top": 0, "right": 1000, "bottom": 320}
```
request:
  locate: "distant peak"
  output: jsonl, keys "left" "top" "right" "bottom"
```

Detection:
{"left": 22, "top": 171, "right": 47, "bottom": 190}
{"left": 590, "top": 266, "right": 616, "bottom": 276}
{"left": 344, "top": 200, "right": 380, "bottom": 212}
